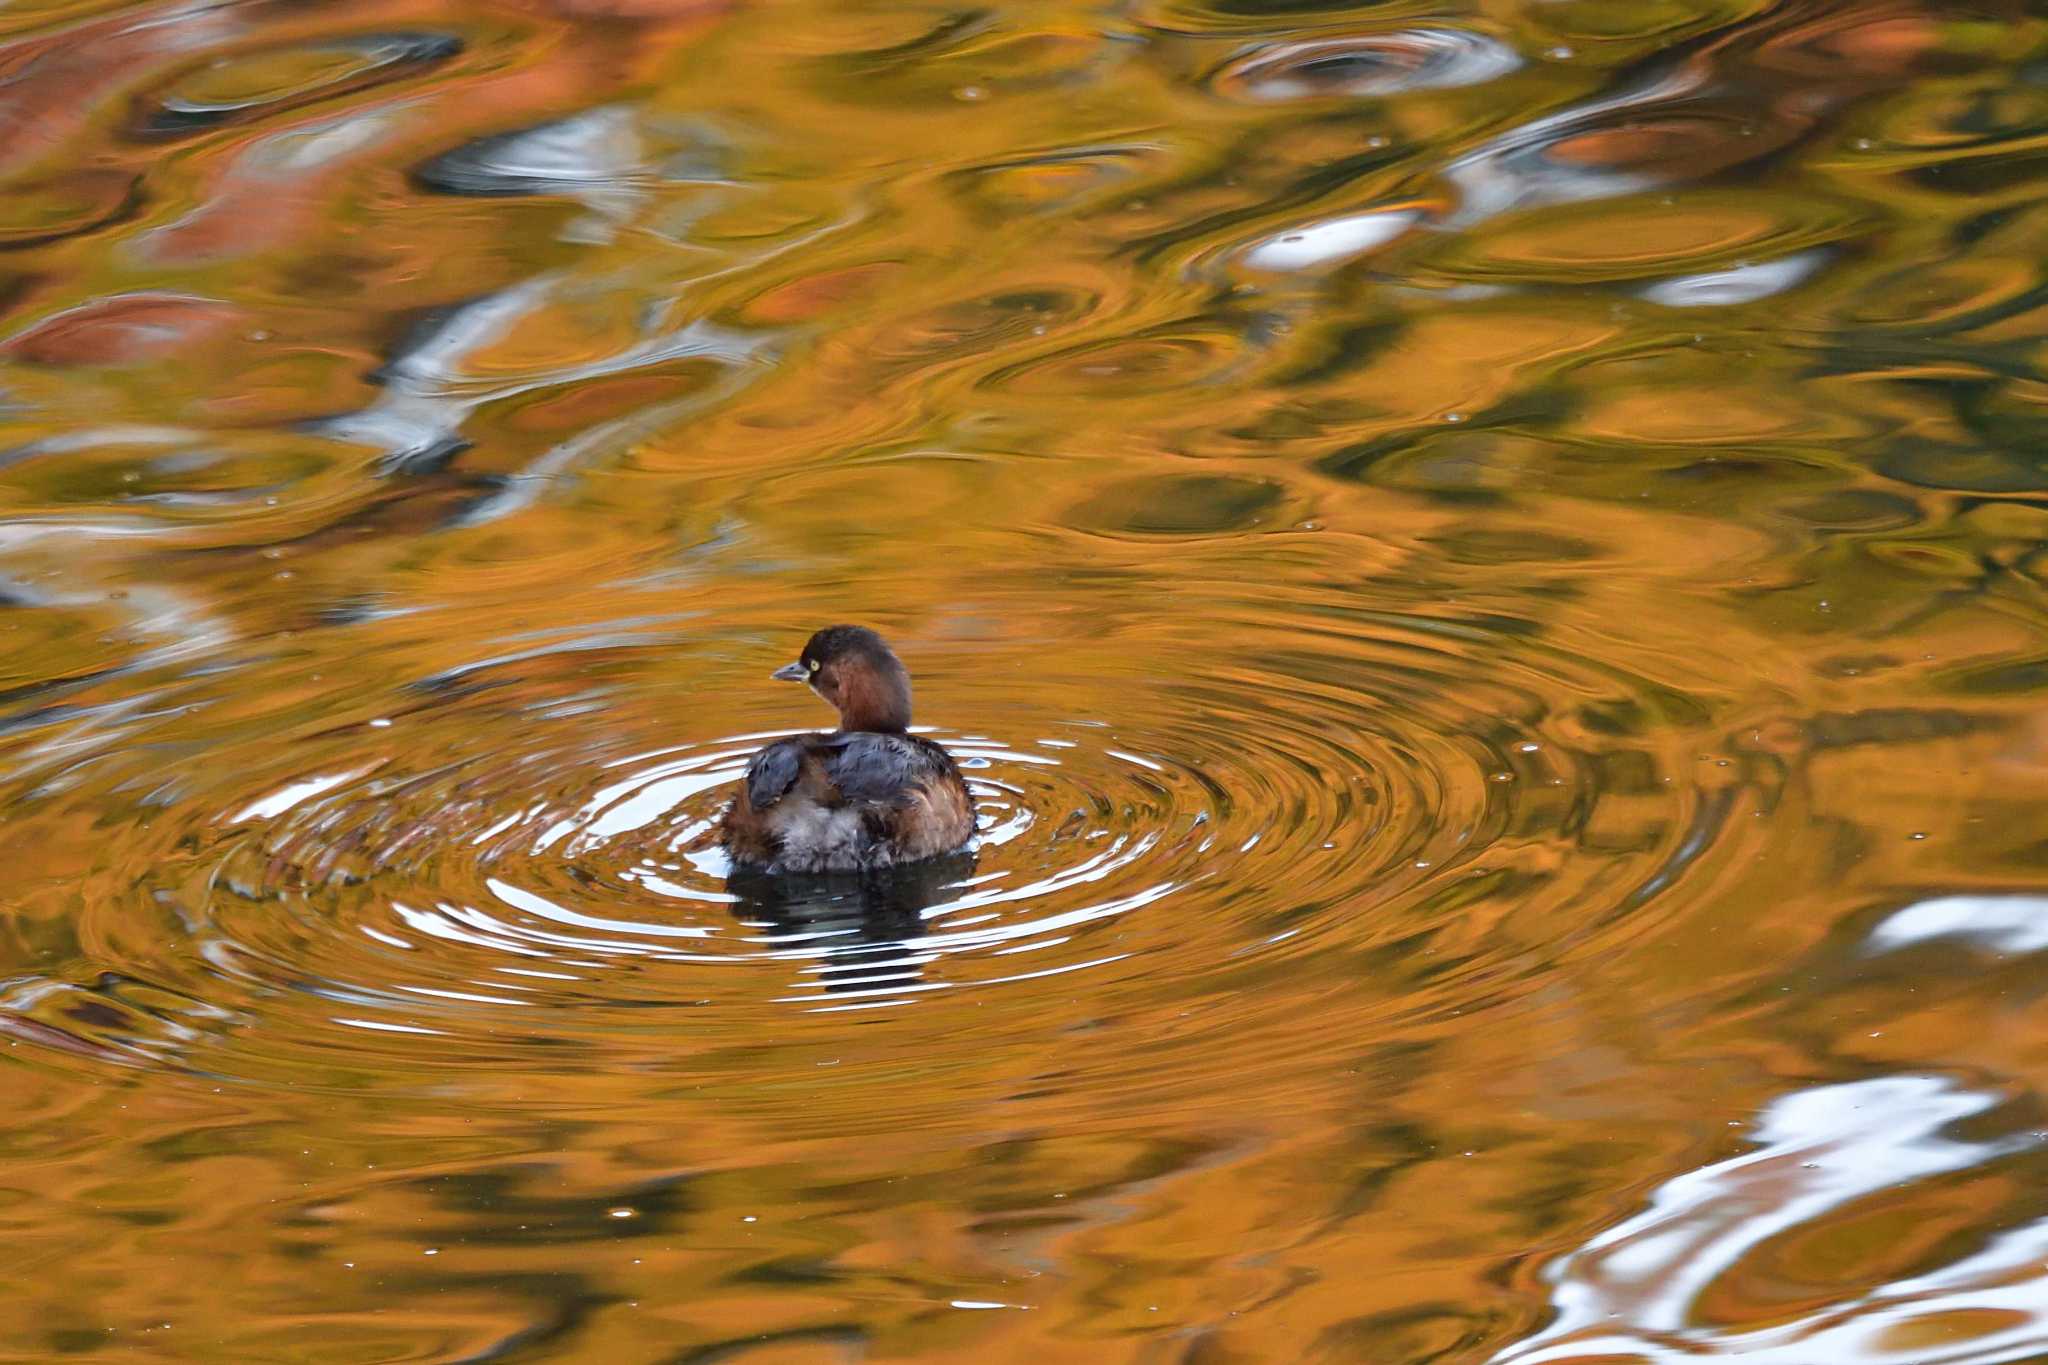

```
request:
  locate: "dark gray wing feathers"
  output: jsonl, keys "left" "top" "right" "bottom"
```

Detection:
{"left": 743, "top": 739, "right": 805, "bottom": 809}
{"left": 824, "top": 733, "right": 950, "bottom": 806}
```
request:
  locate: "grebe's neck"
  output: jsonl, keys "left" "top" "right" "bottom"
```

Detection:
{"left": 833, "top": 655, "right": 912, "bottom": 733}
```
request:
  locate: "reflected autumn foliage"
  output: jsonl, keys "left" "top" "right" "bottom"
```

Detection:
{"left": 0, "top": 0, "right": 2045, "bottom": 1359}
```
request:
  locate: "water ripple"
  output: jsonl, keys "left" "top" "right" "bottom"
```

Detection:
{"left": 0, "top": 0, "right": 2043, "bottom": 1353}
{"left": 1210, "top": 27, "right": 1521, "bottom": 102}
{"left": 1498, "top": 1076, "right": 2048, "bottom": 1365}
{"left": 0, "top": 530, "right": 1777, "bottom": 1097}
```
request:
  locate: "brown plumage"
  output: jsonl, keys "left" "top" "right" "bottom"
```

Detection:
{"left": 719, "top": 625, "right": 975, "bottom": 875}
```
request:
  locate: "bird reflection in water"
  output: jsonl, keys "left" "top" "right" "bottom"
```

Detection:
{"left": 725, "top": 850, "right": 977, "bottom": 996}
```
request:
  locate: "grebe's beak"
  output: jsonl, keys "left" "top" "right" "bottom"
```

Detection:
{"left": 772, "top": 661, "right": 809, "bottom": 682}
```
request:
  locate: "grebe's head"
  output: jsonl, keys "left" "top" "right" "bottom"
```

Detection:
{"left": 772, "top": 625, "right": 913, "bottom": 733}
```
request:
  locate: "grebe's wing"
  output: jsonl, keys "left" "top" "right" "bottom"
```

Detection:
{"left": 822, "top": 732, "right": 951, "bottom": 806}
{"left": 742, "top": 738, "right": 806, "bottom": 809}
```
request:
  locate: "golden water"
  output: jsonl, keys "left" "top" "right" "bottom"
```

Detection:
{"left": 4, "top": 0, "right": 2048, "bottom": 1359}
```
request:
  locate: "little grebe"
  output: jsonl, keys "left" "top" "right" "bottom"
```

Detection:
{"left": 719, "top": 625, "right": 975, "bottom": 874}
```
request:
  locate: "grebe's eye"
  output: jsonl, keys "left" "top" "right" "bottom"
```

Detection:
{"left": 804, "top": 658, "right": 818, "bottom": 675}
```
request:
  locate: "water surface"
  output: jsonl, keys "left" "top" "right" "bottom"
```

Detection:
{"left": 4, "top": 0, "right": 2048, "bottom": 1359}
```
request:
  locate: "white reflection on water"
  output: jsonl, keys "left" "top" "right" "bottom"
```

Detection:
{"left": 1440, "top": 62, "right": 1702, "bottom": 226}
{"left": 1495, "top": 1075, "right": 2048, "bottom": 1364}
{"left": 1640, "top": 250, "right": 1826, "bottom": 307}
{"left": 318, "top": 278, "right": 762, "bottom": 472}
{"left": 1867, "top": 895, "right": 2048, "bottom": 957}
{"left": 1243, "top": 208, "right": 1423, "bottom": 272}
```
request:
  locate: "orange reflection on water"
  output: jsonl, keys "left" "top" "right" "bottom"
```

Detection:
{"left": 2, "top": 0, "right": 2048, "bottom": 1359}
